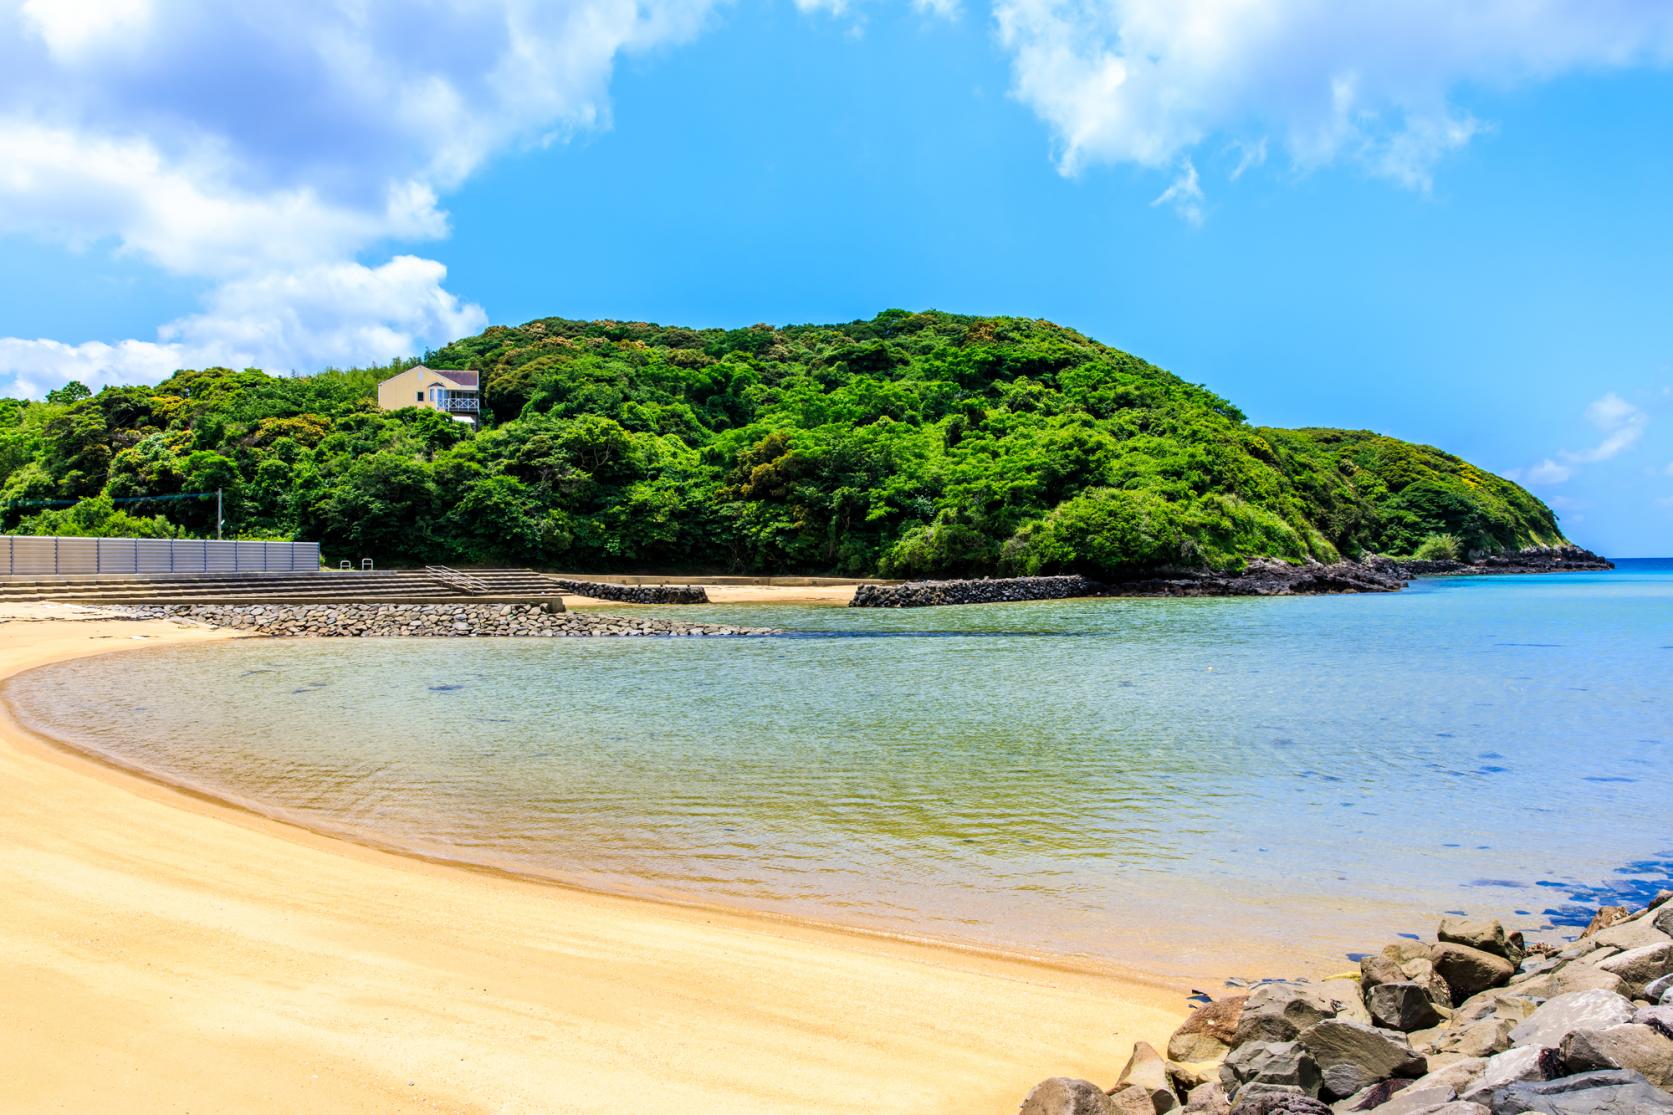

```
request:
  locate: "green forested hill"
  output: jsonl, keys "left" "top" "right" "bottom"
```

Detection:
{"left": 0, "top": 311, "right": 1564, "bottom": 575}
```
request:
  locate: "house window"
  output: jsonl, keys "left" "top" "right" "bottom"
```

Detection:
{"left": 415, "top": 391, "right": 423, "bottom": 401}
{"left": 429, "top": 385, "right": 447, "bottom": 406}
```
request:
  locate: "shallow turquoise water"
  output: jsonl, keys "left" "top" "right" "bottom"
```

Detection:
{"left": 8, "top": 563, "right": 1671, "bottom": 977}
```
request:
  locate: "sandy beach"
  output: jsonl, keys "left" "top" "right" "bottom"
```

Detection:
{"left": 0, "top": 610, "right": 1183, "bottom": 1114}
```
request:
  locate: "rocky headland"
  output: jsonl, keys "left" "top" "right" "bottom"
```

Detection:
{"left": 1019, "top": 894, "right": 1673, "bottom": 1115}
{"left": 851, "top": 548, "right": 1613, "bottom": 608}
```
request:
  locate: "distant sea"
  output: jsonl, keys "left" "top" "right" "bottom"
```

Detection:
{"left": 7, "top": 560, "right": 1671, "bottom": 978}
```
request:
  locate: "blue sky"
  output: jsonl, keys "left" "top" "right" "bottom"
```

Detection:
{"left": 1, "top": 1, "right": 1671, "bottom": 554}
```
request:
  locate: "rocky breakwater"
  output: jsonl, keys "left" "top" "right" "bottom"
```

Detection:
{"left": 1018, "top": 894, "right": 1673, "bottom": 1115}
{"left": 851, "top": 560, "right": 1407, "bottom": 608}
{"left": 120, "top": 602, "right": 768, "bottom": 637}
{"left": 852, "top": 575, "right": 1103, "bottom": 608}
{"left": 544, "top": 578, "right": 710, "bottom": 604}
{"left": 1397, "top": 546, "right": 1614, "bottom": 578}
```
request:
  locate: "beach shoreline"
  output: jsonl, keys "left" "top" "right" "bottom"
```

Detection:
{"left": 0, "top": 609, "right": 1185, "bottom": 1114}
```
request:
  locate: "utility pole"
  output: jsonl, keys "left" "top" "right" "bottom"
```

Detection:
{"left": 216, "top": 488, "right": 223, "bottom": 540}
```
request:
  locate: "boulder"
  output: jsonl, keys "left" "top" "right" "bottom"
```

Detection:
{"left": 1510, "top": 990, "right": 1635, "bottom": 1049}
{"left": 1118, "top": 1041, "right": 1180, "bottom": 1113}
{"left": 1397, "top": 958, "right": 1455, "bottom": 1009}
{"left": 1557, "top": 1023, "right": 1673, "bottom": 1088}
{"left": 1510, "top": 964, "right": 1627, "bottom": 1002}
{"left": 1109, "top": 1083, "right": 1162, "bottom": 1115}
{"left": 1220, "top": 1041, "right": 1322, "bottom": 1097}
{"left": 1401, "top": 1056, "right": 1489, "bottom": 1099}
{"left": 1453, "top": 989, "right": 1538, "bottom": 1028}
{"left": 1296, "top": 1019, "right": 1426, "bottom": 1100}
{"left": 1225, "top": 1092, "right": 1329, "bottom": 1115}
{"left": 1634, "top": 1004, "right": 1673, "bottom": 1035}
{"left": 1170, "top": 1061, "right": 1220, "bottom": 1095}
{"left": 1362, "top": 955, "right": 1409, "bottom": 992}
{"left": 1579, "top": 907, "right": 1631, "bottom": 939}
{"left": 1353, "top": 1084, "right": 1455, "bottom": 1115}
{"left": 1234, "top": 983, "right": 1365, "bottom": 1046}
{"left": 1170, "top": 998, "right": 1248, "bottom": 1063}
{"left": 1431, "top": 1017, "right": 1518, "bottom": 1059}
{"left": 1182, "top": 1082, "right": 1230, "bottom": 1115}
{"left": 1657, "top": 904, "right": 1673, "bottom": 937}
{"left": 1431, "top": 944, "right": 1515, "bottom": 1004}
{"left": 1334, "top": 1078, "right": 1412, "bottom": 1110}
{"left": 1487, "top": 1068, "right": 1673, "bottom": 1113}
{"left": 1595, "top": 941, "right": 1673, "bottom": 997}
{"left": 1460, "top": 1046, "right": 1552, "bottom": 1102}
{"left": 1438, "top": 918, "right": 1519, "bottom": 962}
{"left": 1369, "top": 983, "right": 1448, "bottom": 1032}
{"left": 1589, "top": 917, "right": 1671, "bottom": 953}
{"left": 1020, "top": 1077, "right": 1116, "bottom": 1115}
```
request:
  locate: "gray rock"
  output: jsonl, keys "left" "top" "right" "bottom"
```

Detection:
{"left": 1634, "top": 1004, "right": 1673, "bottom": 1035}
{"left": 1227, "top": 1091, "right": 1330, "bottom": 1115}
{"left": 1297, "top": 1019, "right": 1426, "bottom": 1100}
{"left": 1171, "top": 998, "right": 1248, "bottom": 1063}
{"left": 1370, "top": 983, "right": 1448, "bottom": 1032}
{"left": 1461, "top": 1046, "right": 1552, "bottom": 1102}
{"left": 1401, "top": 1057, "right": 1489, "bottom": 1100}
{"left": 1487, "top": 1068, "right": 1673, "bottom": 1113}
{"left": 1454, "top": 990, "right": 1538, "bottom": 1028}
{"left": 1183, "top": 1082, "right": 1231, "bottom": 1115}
{"left": 1234, "top": 983, "right": 1365, "bottom": 1047}
{"left": 1434, "top": 1017, "right": 1519, "bottom": 1059}
{"left": 1656, "top": 904, "right": 1673, "bottom": 936}
{"left": 1432, "top": 944, "right": 1515, "bottom": 1004}
{"left": 1557, "top": 1023, "right": 1673, "bottom": 1088}
{"left": 1439, "top": 918, "right": 1518, "bottom": 962}
{"left": 1108, "top": 1084, "right": 1161, "bottom": 1115}
{"left": 1589, "top": 917, "right": 1671, "bottom": 953}
{"left": 1511, "top": 964, "right": 1628, "bottom": 1002}
{"left": 1355, "top": 1086, "right": 1459, "bottom": 1115}
{"left": 1595, "top": 941, "right": 1673, "bottom": 997}
{"left": 1119, "top": 1041, "right": 1180, "bottom": 1113}
{"left": 1363, "top": 955, "right": 1410, "bottom": 993}
{"left": 1019, "top": 1077, "right": 1116, "bottom": 1115}
{"left": 1411, "top": 1105, "right": 1488, "bottom": 1115}
{"left": 1332, "top": 1078, "right": 1412, "bottom": 1111}
{"left": 1510, "top": 990, "right": 1635, "bottom": 1049}
{"left": 1221, "top": 1041, "right": 1322, "bottom": 1097}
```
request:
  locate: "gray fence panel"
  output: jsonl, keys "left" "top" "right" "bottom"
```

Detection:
{"left": 135, "top": 539, "right": 175, "bottom": 573}
{"left": 0, "top": 536, "right": 322, "bottom": 575}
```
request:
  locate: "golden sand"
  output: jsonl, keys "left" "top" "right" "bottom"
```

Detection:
{"left": 0, "top": 610, "right": 1183, "bottom": 1113}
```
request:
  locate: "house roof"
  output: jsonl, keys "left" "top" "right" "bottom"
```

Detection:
{"left": 424, "top": 366, "right": 479, "bottom": 390}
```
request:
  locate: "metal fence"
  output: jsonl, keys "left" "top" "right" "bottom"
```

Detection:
{"left": 0, "top": 536, "right": 321, "bottom": 576}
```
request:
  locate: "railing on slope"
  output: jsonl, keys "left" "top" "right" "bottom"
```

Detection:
{"left": 423, "top": 565, "right": 491, "bottom": 595}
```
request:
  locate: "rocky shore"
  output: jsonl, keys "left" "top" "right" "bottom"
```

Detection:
{"left": 852, "top": 548, "right": 1612, "bottom": 608}
{"left": 1020, "top": 895, "right": 1673, "bottom": 1115}
{"left": 545, "top": 578, "right": 711, "bottom": 604}
{"left": 117, "top": 602, "right": 768, "bottom": 637}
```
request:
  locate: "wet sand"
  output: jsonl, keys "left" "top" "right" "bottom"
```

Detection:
{"left": 0, "top": 609, "right": 1184, "bottom": 1114}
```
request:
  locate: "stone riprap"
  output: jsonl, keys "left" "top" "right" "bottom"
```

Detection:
{"left": 1017, "top": 892, "right": 1673, "bottom": 1114}
{"left": 854, "top": 546, "right": 1615, "bottom": 609}
{"left": 544, "top": 579, "right": 710, "bottom": 604}
{"left": 851, "top": 575, "right": 1102, "bottom": 608}
{"left": 118, "top": 602, "right": 767, "bottom": 637}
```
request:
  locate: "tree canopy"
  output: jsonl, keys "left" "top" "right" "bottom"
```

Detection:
{"left": 0, "top": 311, "right": 1565, "bottom": 576}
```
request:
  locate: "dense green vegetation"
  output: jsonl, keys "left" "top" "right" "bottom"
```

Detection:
{"left": 0, "top": 311, "right": 1565, "bottom": 576}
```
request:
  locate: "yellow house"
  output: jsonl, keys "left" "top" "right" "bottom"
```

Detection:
{"left": 376, "top": 365, "right": 481, "bottom": 424}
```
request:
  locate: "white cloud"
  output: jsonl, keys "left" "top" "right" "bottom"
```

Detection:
{"left": 1509, "top": 391, "right": 1649, "bottom": 487}
{"left": 1228, "top": 137, "right": 1268, "bottom": 182}
{"left": 0, "top": 257, "right": 485, "bottom": 398}
{"left": 1562, "top": 392, "right": 1647, "bottom": 464}
{"left": 1150, "top": 158, "right": 1204, "bottom": 225}
{"left": 992, "top": 0, "right": 1673, "bottom": 189}
{"left": 0, "top": 0, "right": 721, "bottom": 393}
{"left": 913, "top": 0, "right": 961, "bottom": 19}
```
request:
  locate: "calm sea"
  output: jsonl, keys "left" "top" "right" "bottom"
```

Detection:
{"left": 7, "top": 560, "right": 1671, "bottom": 978}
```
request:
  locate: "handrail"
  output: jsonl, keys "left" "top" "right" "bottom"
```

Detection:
{"left": 424, "top": 564, "right": 490, "bottom": 594}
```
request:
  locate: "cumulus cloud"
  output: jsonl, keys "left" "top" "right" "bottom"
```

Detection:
{"left": 1507, "top": 391, "right": 1649, "bottom": 487}
{"left": 0, "top": 257, "right": 485, "bottom": 398}
{"left": 0, "top": 0, "right": 720, "bottom": 393}
{"left": 992, "top": 0, "right": 1673, "bottom": 205}
{"left": 1564, "top": 391, "right": 1647, "bottom": 463}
